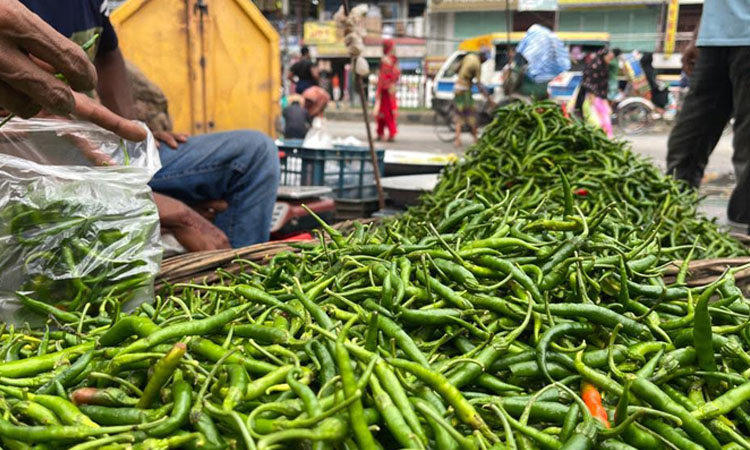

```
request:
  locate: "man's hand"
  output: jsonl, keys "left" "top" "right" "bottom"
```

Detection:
{"left": 192, "top": 200, "right": 229, "bottom": 222}
{"left": 153, "top": 130, "right": 189, "bottom": 149}
{"left": 153, "top": 193, "right": 231, "bottom": 252}
{"left": 682, "top": 43, "right": 698, "bottom": 76}
{"left": 0, "top": 0, "right": 97, "bottom": 118}
{"left": 73, "top": 92, "right": 148, "bottom": 141}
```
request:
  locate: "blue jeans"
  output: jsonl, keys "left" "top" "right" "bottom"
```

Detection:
{"left": 149, "top": 130, "right": 279, "bottom": 247}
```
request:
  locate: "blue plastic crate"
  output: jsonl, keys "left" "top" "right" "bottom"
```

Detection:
{"left": 278, "top": 139, "right": 385, "bottom": 200}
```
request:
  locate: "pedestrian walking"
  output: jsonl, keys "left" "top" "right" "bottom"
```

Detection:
{"left": 453, "top": 49, "right": 489, "bottom": 148}
{"left": 666, "top": 3, "right": 750, "bottom": 227}
{"left": 289, "top": 46, "right": 319, "bottom": 94}
{"left": 579, "top": 48, "right": 615, "bottom": 137}
{"left": 375, "top": 39, "right": 400, "bottom": 142}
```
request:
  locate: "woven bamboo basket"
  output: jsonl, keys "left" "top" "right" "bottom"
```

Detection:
{"left": 156, "top": 226, "right": 750, "bottom": 290}
{"left": 156, "top": 218, "right": 377, "bottom": 289}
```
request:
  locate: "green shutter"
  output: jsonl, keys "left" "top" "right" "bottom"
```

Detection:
{"left": 558, "top": 6, "right": 659, "bottom": 51}
{"left": 454, "top": 11, "right": 510, "bottom": 42}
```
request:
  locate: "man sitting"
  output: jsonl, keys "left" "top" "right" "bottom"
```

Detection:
{"left": 19, "top": 0, "right": 280, "bottom": 251}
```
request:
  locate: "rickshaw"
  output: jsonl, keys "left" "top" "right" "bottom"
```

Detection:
{"left": 432, "top": 31, "right": 610, "bottom": 142}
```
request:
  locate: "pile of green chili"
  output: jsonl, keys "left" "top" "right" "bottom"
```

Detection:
{"left": 411, "top": 102, "right": 747, "bottom": 259}
{"left": 1, "top": 102, "right": 750, "bottom": 449}
{"left": 0, "top": 197, "right": 158, "bottom": 312}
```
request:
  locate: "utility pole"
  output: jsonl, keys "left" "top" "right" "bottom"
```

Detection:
{"left": 505, "top": 0, "right": 512, "bottom": 53}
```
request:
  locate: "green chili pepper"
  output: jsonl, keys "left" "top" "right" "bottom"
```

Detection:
{"left": 137, "top": 342, "right": 186, "bottom": 408}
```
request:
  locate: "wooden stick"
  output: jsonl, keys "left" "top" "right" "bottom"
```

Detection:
{"left": 342, "top": 0, "right": 386, "bottom": 211}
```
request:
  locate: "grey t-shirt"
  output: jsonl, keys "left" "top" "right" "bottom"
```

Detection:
{"left": 697, "top": 0, "right": 750, "bottom": 46}
{"left": 283, "top": 103, "right": 310, "bottom": 139}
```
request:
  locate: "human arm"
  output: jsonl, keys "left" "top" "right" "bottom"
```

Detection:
{"left": 288, "top": 61, "right": 300, "bottom": 82}
{"left": 95, "top": 47, "right": 136, "bottom": 120}
{"left": 682, "top": 19, "right": 700, "bottom": 75}
{"left": 0, "top": 0, "right": 97, "bottom": 117}
{"left": 0, "top": 1, "right": 145, "bottom": 140}
{"left": 153, "top": 193, "right": 231, "bottom": 251}
{"left": 93, "top": 18, "right": 230, "bottom": 250}
{"left": 93, "top": 27, "right": 185, "bottom": 146}
{"left": 472, "top": 65, "right": 489, "bottom": 98}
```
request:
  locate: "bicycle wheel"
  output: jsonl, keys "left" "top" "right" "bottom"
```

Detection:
{"left": 616, "top": 102, "right": 653, "bottom": 135}
{"left": 434, "top": 105, "right": 457, "bottom": 143}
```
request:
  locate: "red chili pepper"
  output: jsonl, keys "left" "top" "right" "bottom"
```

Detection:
{"left": 70, "top": 387, "right": 107, "bottom": 405}
{"left": 574, "top": 188, "right": 589, "bottom": 196}
{"left": 582, "top": 381, "right": 610, "bottom": 428}
{"left": 561, "top": 103, "right": 570, "bottom": 119}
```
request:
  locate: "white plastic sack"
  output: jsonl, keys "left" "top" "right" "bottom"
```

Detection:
{"left": 0, "top": 118, "right": 162, "bottom": 325}
{"left": 303, "top": 117, "right": 334, "bottom": 149}
{"left": 516, "top": 24, "right": 571, "bottom": 83}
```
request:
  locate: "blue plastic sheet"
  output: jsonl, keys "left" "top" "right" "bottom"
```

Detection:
{"left": 516, "top": 25, "right": 571, "bottom": 83}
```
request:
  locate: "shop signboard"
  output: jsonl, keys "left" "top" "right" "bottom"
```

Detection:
{"left": 304, "top": 21, "right": 339, "bottom": 45}
{"left": 304, "top": 21, "right": 347, "bottom": 57}
{"left": 664, "top": 0, "right": 680, "bottom": 57}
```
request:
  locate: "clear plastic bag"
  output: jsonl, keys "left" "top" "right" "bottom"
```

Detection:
{"left": 0, "top": 119, "right": 162, "bottom": 325}
{"left": 303, "top": 117, "right": 333, "bottom": 149}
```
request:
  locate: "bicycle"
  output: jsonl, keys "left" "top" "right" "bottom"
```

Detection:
{"left": 432, "top": 94, "right": 528, "bottom": 143}
{"left": 616, "top": 87, "right": 733, "bottom": 136}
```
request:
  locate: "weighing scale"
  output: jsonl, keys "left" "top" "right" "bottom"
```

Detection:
{"left": 270, "top": 185, "right": 335, "bottom": 240}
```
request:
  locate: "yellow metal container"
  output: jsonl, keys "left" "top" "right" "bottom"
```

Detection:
{"left": 111, "top": 0, "right": 280, "bottom": 136}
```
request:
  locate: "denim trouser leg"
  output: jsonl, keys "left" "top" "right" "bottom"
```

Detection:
{"left": 149, "top": 130, "right": 280, "bottom": 247}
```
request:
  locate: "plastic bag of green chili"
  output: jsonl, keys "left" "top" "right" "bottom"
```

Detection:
{"left": 0, "top": 119, "right": 162, "bottom": 325}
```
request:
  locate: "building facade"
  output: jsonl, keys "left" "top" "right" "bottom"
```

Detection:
{"left": 427, "top": 0, "right": 702, "bottom": 58}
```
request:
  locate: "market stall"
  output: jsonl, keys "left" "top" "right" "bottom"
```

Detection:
{"left": 3, "top": 102, "right": 750, "bottom": 450}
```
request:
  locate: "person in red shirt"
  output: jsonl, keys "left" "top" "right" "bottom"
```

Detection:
{"left": 375, "top": 39, "right": 400, "bottom": 142}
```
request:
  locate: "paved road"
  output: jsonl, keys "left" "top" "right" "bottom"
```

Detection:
{"left": 327, "top": 120, "right": 739, "bottom": 225}
{"left": 328, "top": 120, "right": 735, "bottom": 176}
